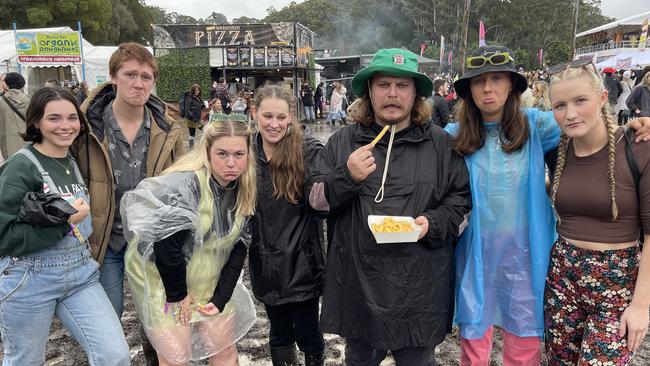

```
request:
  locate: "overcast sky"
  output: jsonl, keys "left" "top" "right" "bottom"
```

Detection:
{"left": 144, "top": 0, "right": 648, "bottom": 22}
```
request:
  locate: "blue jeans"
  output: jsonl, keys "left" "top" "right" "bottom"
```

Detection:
{"left": 0, "top": 244, "right": 129, "bottom": 366}
{"left": 99, "top": 246, "right": 126, "bottom": 318}
{"left": 304, "top": 106, "right": 315, "bottom": 121}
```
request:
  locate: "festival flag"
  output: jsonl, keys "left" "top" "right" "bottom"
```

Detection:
{"left": 537, "top": 48, "right": 544, "bottom": 67}
{"left": 479, "top": 20, "right": 486, "bottom": 47}
{"left": 439, "top": 35, "right": 445, "bottom": 64}
{"left": 640, "top": 17, "right": 648, "bottom": 51}
{"left": 420, "top": 43, "right": 427, "bottom": 57}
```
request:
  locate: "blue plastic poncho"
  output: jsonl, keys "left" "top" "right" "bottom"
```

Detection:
{"left": 445, "top": 108, "right": 560, "bottom": 339}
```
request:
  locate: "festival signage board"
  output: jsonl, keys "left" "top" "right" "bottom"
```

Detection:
{"left": 240, "top": 47, "right": 251, "bottom": 66}
{"left": 281, "top": 47, "right": 294, "bottom": 66}
{"left": 267, "top": 47, "right": 280, "bottom": 67}
{"left": 153, "top": 23, "right": 296, "bottom": 49}
{"left": 153, "top": 23, "right": 314, "bottom": 70}
{"left": 226, "top": 47, "right": 239, "bottom": 66}
{"left": 253, "top": 47, "right": 266, "bottom": 66}
{"left": 15, "top": 32, "right": 82, "bottom": 63}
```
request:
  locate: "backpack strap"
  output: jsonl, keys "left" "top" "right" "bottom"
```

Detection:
{"left": 623, "top": 126, "right": 644, "bottom": 244}
{"left": 623, "top": 127, "right": 641, "bottom": 195}
{"left": 1, "top": 94, "right": 26, "bottom": 121}
{"left": 15, "top": 148, "right": 60, "bottom": 195}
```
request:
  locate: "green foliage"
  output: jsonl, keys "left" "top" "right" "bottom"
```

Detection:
{"left": 264, "top": 0, "right": 336, "bottom": 38}
{"left": 232, "top": 16, "right": 260, "bottom": 24}
{"left": 263, "top": 0, "right": 613, "bottom": 72}
{"left": 308, "top": 53, "right": 316, "bottom": 88}
{"left": 156, "top": 48, "right": 211, "bottom": 102}
{"left": 25, "top": 6, "right": 53, "bottom": 26}
{"left": 147, "top": 5, "right": 170, "bottom": 24}
{"left": 546, "top": 40, "right": 572, "bottom": 66}
{"left": 205, "top": 12, "right": 227, "bottom": 24}
{"left": 513, "top": 48, "right": 531, "bottom": 70}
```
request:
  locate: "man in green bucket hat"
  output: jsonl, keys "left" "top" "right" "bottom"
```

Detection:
{"left": 312, "top": 48, "right": 471, "bottom": 365}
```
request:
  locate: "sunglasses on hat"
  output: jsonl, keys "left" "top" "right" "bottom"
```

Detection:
{"left": 466, "top": 52, "right": 514, "bottom": 69}
{"left": 547, "top": 58, "right": 595, "bottom": 76}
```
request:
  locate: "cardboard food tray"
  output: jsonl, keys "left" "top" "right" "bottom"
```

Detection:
{"left": 367, "top": 215, "right": 421, "bottom": 244}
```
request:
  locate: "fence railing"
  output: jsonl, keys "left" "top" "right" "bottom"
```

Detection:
{"left": 576, "top": 40, "right": 642, "bottom": 55}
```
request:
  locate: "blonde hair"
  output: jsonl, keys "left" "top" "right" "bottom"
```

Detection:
{"left": 252, "top": 83, "right": 305, "bottom": 204}
{"left": 163, "top": 120, "right": 256, "bottom": 216}
{"left": 532, "top": 81, "right": 551, "bottom": 111}
{"left": 549, "top": 66, "right": 618, "bottom": 220}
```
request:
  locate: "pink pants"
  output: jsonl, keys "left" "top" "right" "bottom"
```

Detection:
{"left": 460, "top": 326, "right": 541, "bottom": 366}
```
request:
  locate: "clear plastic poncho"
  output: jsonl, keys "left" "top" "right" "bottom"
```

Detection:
{"left": 445, "top": 108, "right": 560, "bottom": 339}
{"left": 122, "top": 169, "right": 256, "bottom": 363}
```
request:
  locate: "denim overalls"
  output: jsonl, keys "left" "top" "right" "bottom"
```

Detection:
{"left": 0, "top": 148, "right": 129, "bottom": 366}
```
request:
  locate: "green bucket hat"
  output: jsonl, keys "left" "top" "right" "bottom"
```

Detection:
{"left": 351, "top": 48, "right": 433, "bottom": 97}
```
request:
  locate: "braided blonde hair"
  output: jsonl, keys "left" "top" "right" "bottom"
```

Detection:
{"left": 549, "top": 66, "right": 619, "bottom": 221}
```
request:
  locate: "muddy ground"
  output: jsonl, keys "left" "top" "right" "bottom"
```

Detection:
{"left": 1, "top": 262, "right": 649, "bottom": 366}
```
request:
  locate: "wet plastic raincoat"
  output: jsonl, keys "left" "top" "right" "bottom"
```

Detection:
{"left": 445, "top": 108, "right": 560, "bottom": 339}
{"left": 122, "top": 168, "right": 256, "bottom": 362}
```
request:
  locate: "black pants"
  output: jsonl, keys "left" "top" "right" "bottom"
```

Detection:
{"left": 264, "top": 297, "right": 324, "bottom": 354}
{"left": 344, "top": 338, "right": 437, "bottom": 366}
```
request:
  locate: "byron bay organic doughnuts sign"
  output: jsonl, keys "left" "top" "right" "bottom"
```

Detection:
{"left": 15, "top": 32, "right": 82, "bottom": 63}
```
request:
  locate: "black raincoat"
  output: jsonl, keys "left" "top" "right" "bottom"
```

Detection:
{"left": 248, "top": 133, "right": 325, "bottom": 305}
{"left": 313, "top": 122, "right": 471, "bottom": 350}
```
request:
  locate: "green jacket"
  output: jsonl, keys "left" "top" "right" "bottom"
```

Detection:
{"left": 0, "top": 146, "right": 70, "bottom": 256}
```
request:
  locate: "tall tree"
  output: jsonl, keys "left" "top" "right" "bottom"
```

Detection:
{"left": 204, "top": 12, "right": 228, "bottom": 24}
{"left": 261, "top": 0, "right": 612, "bottom": 69}
{"left": 232, "top": 16, "right": 260, "bottom": 24}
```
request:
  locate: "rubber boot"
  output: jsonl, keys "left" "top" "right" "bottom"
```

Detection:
{"left": 270, "top": 344, "right": 298, "bottom": 366}
{"left": 305, "top": 352, "right": 325, "bottom": 366}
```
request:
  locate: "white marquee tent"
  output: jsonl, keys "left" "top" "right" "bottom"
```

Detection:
{"left": 0, "top": 26, "right": 119, "bottom": 93}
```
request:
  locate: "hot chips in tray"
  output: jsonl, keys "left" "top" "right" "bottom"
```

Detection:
{"left": 370, "top": 217, "right": 414, "bottom": 233}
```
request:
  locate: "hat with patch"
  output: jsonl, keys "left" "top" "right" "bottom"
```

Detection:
{"left": 351, "top": 48, "right": 433, "bottom": 97}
